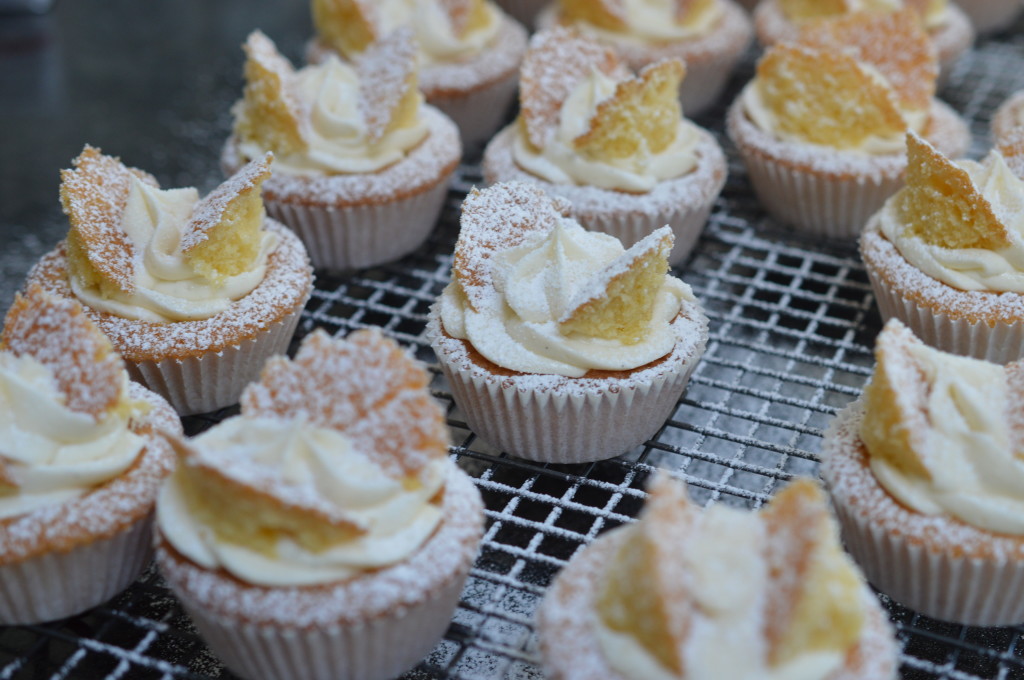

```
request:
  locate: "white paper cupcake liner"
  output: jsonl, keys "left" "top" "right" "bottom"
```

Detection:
{"left": 266, "top": 180, "right": 451, "bottom": 272}
{"left": 428, "top": 71, "right": 520, "bottom": 152}
{"left": 427, "top": 305, "right": 708, "bottom": 464}
{"left": 128, "top": 299, "right": 305, "bottom": 416}
{"left": 0, "top": 516, "right": 153, "bottom": 625}
{"left": 865, "top": 262, "right": 1024, "bottom": 364}
{"left": 828, "top": 495, "right": 1024, "bottom": 626}
{"left": 176, "top": 567, "right": 469, "bottom": 680}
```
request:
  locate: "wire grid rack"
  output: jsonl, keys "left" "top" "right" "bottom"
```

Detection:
{"left": 5, "top": 23, "right": 1024, "bottom": 680}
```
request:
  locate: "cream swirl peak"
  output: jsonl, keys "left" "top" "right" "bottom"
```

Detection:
{"left": 879, "top": 140, "right": 1024, "bottom": 294}
{"left": 742, "top": 10, "right": 937, "bottom": 154}
{"left": 514, "top": 29, "right": 698, "bottom": 192}
{"left": 233, "top": 30, "right": 429, "bottom": 177}
{"left": 444, "top": 182, "right": 692, "bottom": 377}
{"left": 589, "top": 474, "right": 881, "bottom": 680}
{"left": 860, "top": 320, "right": 1024, "bottom": 536}
{"left": 157, "top": 416, "right": 448, "bottom": 587}
{"left": 64, "top": 150, "right": 278, "bottom": 323}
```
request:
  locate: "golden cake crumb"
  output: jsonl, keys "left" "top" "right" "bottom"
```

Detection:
{"left": 237, "top": 31, "right": 308, "bottom": 157}
{"left": 559, "top": 0, "right": 627, "bottom": 30}
{"left": 595, "top": 474, "right": 696, "bottom": 676}
{"left": 518, "top": 27, "right": 624, "bottom": 150}
{"left": 755, "top": 43, "right": 906, "bottom": 149}
{"left": 897, "top": 133, "right": 1010, "bottom": 250}
{"left": 356, "top": 28, "right": 421, "bottom": 144}
{"left": 574, "top": 59, "right": 686, "bottom": 161}
{"left": 559, "top": 227, "right": 673, "bottom": 344}
{"left": 311, "top": 0, "right": 378, "bottom": 57}
{"left": 762, "top": 479, "right": 866, "bottom": 667}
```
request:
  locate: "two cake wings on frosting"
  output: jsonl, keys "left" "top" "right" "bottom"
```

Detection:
{"left": 454, "top": 182, "right": 674, "bottom": 344}
{"left": 519, "top": 27, "right": 686, "bottom": 162}
{"left": 596, "top": 474, "right": 867, "bottom": 675}
{"left": 60, "top": 146, "right": 273, "bottom": 294}
{"left": 239, "top": 29, "right": 419, "bottom": 150}
{"left": 756, "top": 10, "right": 936, "bottom": 148}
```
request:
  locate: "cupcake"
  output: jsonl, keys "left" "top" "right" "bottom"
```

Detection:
{"left": 538, "top": 473, "right": 900, "bottom": 679}
{"left": 728, "top": 9, "right": 970, "bottom": 237}
{"left": 0, "top": 285, "right": 181, "bottom": 624}
{"left": 155, "top": 328, "right": 484, "bottom": 680}
{"left": 823, "top": 319, "right": 1024, "bottom": 625}
{"left": 26, "top": 146, "right": 313, "bottom": 416}
{"left": 223, "top": 30, "right": 461, "bottom": 272}
{"left": 483, "top": 28, "right": 727, "bottom": 265}
{"left": 536, "top": 0, "right": 753, "bottom": 116}
{"left": 992, "top": 89, "right": 1024, "bottom": 149}
{"left": 427, "top": 181, "right": 709, "bottom": 464}
{"left": 307, "top": 0, "right": 527, "bottom": 149}
{"left": 861, "top": 133, "right": 1024, "bottom": 363}
{"left": 753, "top": 0, "right": 974, "bottom": 85}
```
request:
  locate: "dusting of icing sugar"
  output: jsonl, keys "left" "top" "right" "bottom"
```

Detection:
{"left": 860, "top": 221, "right": 1024, "bottom": 325}
{"left": 1, "top": 286, "right": 123, "bottom": 419}
{"left": 727, "top": 96, "right": 970, "bottom": 180}
{"left": 0, "top": 382, "right": 180, "bottom": 565}
{"left": 241, "top": 328, "right": 449, "bottom": 480}
{"left": 823, "top": 400, "right": 1024, "bottom": 561}
{"left": 427, "top": 298, "right": 709, "bottom": 394}
{"left": 356, "top": 28, "right": 419, "bottom": 145}
{"left": 155, "top": 461, "right": 483, "bottom": 628}
{"left": 483, "top": 124, "right": 726, "bottom": 218}
{"left": 993, "top": 90, "right": 1024, "bottom": 147}
{"left": 23, "top": 220, "right": 313, "bottom": 362}
{"left": 306, "top": 13, "right": 527, "bottom": 98}
{"left": 222, "top": 106, "right": 460, "bottom": 207}
{"left": 180, "top": 153, "right": 272, "bottom": 253}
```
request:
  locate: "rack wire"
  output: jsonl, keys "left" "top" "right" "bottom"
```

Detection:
{"left": 4, "top": 20, "right": 1024, "bottom": 680}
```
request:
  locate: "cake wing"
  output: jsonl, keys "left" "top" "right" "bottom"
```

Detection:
{"left": 897, "top": 133, "right": 1010, "bottom": 250}
{"left": 181, "top": 153, "right": 272, "bottom": 283}
{"left": 776, "top": 0, "right": 850, "bottom": 20}
{"left": 559, "top": 227, "right": 673, "bottom": 344}
{"left": 241, "top": 328, "right": 448, "bottom": 480}
{"left": 357, "top": 28, "right": 420, "bottom": 145}
{"left": 519, "top": 27, "right": 624, "bottom": 150}
{"left": 760, "top": 479, "right": 867, "bottom": 667}
{"left": 798, "top": 9, "right": 937, "bottom": 113}
{"left": 1, "top": 284, "right": 124, "bottom": 419}
{"left": 559, "top": 0, "right": 627, "bottom": 30}
{"left": 60, "top": 146, "right": 153, "bottom": 296}
{"left": 312, "top": 0, "right": 380, "bottom": 57}
{"left": 998, "top": 128, "right": 1024, "bottom": 181}
{"left": 595, "top": 473, "right": 696, "bottom": 676}
{"left": 574, "top": 59, "right": 686, "bottom": 160}
{"left": 755, "top": 44, "right": 906, "bottom": 149}
{"left": 168, "top": 436, "right": 365, "bottom": 557}
{"left": 439, "top": 0, "right": 490, "bottom": 36}
{"left": 237, "top": 31, "right": 308, "bottom": 157}
{"left": 454, "top": 182, "right": 573, "bottom": 313}
{"left": 858, "top": 319, "right": 935, "bottom": 479}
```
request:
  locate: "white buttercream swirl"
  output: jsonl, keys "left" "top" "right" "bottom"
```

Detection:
{"left": 157, "top": 415, "right": 446, "bottom": 587}
{"left": 512, "top": 67, "right": 701, "bottom": 192}
{"left": 237, "top": 56, "right": 430, "bottom": 176}
{"left": 739, "top": 72, "right": 927, "bottom": 155}
{"left": 569, "top": 0, "right": 724, "bottom": 44}
{"left": 373, "top": 0, "right": 502, "bottom": 64}
{"left": 0, "top": 353, "right": 144, "bottom": 520}
{"left": 868, "top": 343, "right": 1024, "bottom": 536}
{"left": 594, "top": 504, "right": 850, "bottom": 680}
{"left": 441, "top": 222, "right": 691, "bottom": 377}
{"left": 879, "top": 150, "right": 1024, "bottom": 293}
{"left": 71, "top": 175, "right": 277, "bottom": 323}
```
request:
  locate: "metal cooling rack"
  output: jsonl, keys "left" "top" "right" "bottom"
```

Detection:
{"left": 5, "top": 22, "right": 1024, "bottom": 680}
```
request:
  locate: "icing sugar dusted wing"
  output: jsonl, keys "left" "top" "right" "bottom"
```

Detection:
{"left": 239, "top": 31, "right": 309, "bottom": 156}
{"left": 0, "top": 284, "right": 124, "bottom": 419}
{"left": 439, "top": 0, "right": 491, "bottom": 36}
{"left": 453, "top": 181, "right": 572, "bottom": 312}
{"left": 356, "top": 28, "right": 420, "bottom": 145}
{"left": 60, "top": 145, "right": 157, "bottom": 296}
{"left": 241, "top": 328, "right": 449, "bottom": 480}
{"left": 312, "top": 0, "right": 380, "bottom": 57}
{"left": 519, "top": 27, "right": 625, "bottom": 150}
